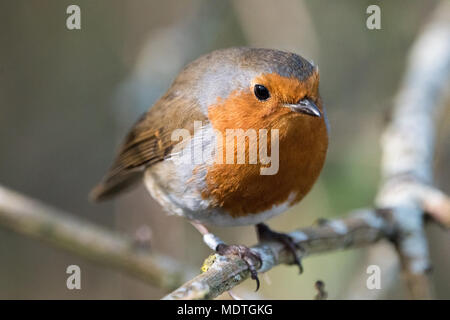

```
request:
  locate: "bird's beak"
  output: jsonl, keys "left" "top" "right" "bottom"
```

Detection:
{"left": 284, "top": 98, "right": 321, "bottom": 117}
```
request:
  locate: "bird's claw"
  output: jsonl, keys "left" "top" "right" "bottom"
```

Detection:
{"left": 256, "top": 223, "right": 304, "bottom": 274}
{"left": 216, "top": 243, "right": 262, "bottom": 291}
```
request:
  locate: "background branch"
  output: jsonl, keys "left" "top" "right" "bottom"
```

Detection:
{"left": 375, "top": 1, "right": 450, "bottom": 299}
{"left": 0, "top": 185, "right": 190, "bottom": 291}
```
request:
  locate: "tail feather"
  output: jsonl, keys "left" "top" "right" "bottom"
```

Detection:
{"left": 89, "top": 171, "right": 143, "bottom": 202}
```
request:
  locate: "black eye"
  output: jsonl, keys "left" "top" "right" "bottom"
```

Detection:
{"left": 254, "top": 84, "right": 270, "bottom": 101}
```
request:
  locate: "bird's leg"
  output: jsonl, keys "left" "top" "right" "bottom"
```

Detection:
{"left": 190, "top": 222, "right": 262, "bottom": 291}
{"left": 256, "top": 223, "right": 304, "bottom": 273}
{"left": 215, "top": 243, "right": 261, "bottom": 291}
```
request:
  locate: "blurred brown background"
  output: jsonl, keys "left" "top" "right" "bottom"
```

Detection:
{"left": 0, "top": 0, "right": 449, "bottom": 299}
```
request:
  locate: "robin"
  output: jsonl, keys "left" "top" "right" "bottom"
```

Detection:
{"left": 91, "top": 47, "right": 329, "bottom": 289}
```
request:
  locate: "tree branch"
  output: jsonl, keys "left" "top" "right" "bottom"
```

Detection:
{"left": 374, "top": 1, "right": 450, "bottom": 298}
{"left": 163, "top": 209, "right": 397, "bottom": 300}
{"left": 0, "top": 185, "right": 189, "bottom": 291}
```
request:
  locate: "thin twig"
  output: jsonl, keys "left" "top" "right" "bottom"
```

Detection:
{"left": 314, "top": 280, "right": 328, "bottom": 300}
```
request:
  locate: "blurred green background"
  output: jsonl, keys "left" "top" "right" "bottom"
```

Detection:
{"left": 0, "top": 0, "right": 449, "bottom": 299}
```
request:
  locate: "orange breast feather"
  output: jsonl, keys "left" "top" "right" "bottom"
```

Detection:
{"left": 202, "top": 73, "right": 328, "bottom": 217}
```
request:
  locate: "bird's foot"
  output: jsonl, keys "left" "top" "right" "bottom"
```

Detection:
{"left": 215, "top": 243, "right": 262, "bottom": 291}
{"left": 256, "top": 223, "right": 304, "bottom": 273}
